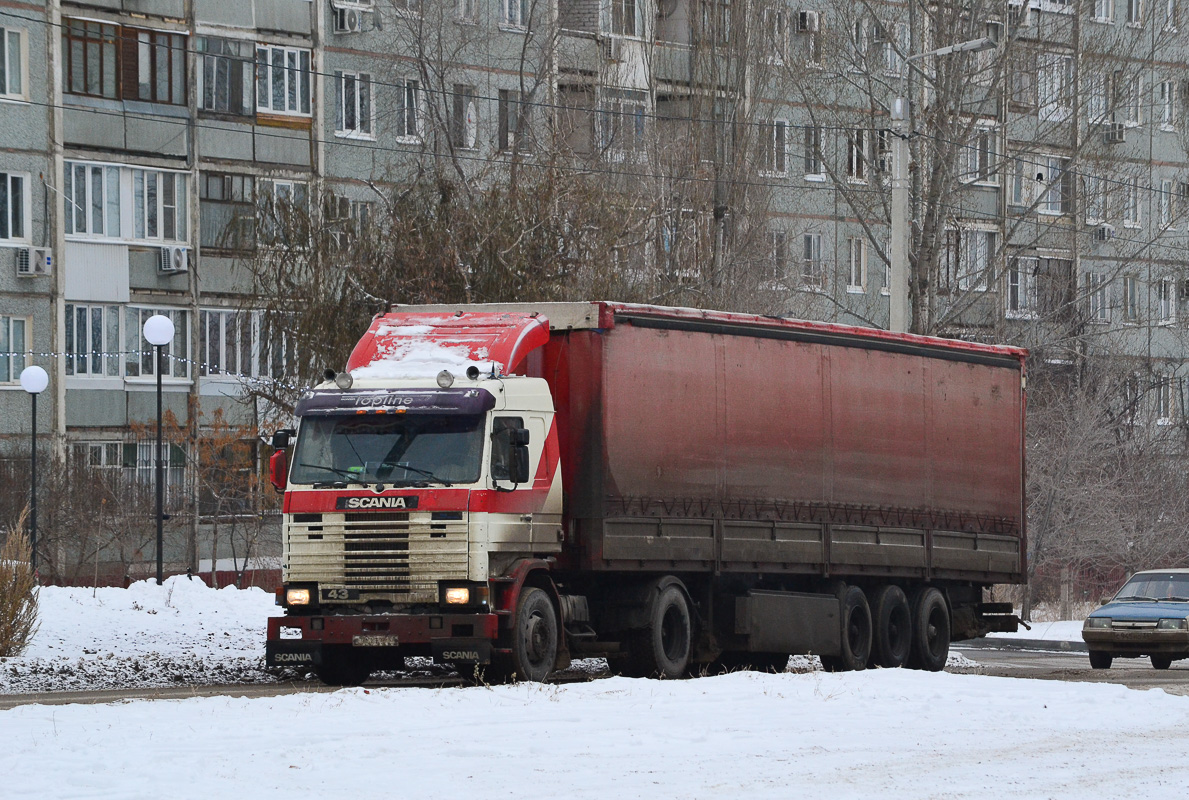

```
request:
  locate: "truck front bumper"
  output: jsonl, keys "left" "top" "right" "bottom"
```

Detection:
{"left": 265, "top": 612, "right": 501, "bottom": 668}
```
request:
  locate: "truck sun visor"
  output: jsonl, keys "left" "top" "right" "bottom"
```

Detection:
{"left": 294, "top": 387, "right": 497, "bottom": 416}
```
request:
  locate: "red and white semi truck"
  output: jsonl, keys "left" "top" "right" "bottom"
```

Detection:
{"left": 265, "top": 302, "right": 1026, "bottom": 684}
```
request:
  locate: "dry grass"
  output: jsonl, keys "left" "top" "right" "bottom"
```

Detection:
{"left": 0, "top": 506, "right": 40, "bottom": 657}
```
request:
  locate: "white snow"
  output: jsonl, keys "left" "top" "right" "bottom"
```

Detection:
{"left": 5, "top": 584, "right": 1189, "bottom": 798}
{"left": 353, "top": 326, "right": 497, "bottom": 380}
{"left": 988, "top": 619, "right": 1085, "bottom": 643}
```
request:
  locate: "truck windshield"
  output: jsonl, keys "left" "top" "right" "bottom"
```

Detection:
{"left": 289, "top": 414, "right": 485, "bottom": 486}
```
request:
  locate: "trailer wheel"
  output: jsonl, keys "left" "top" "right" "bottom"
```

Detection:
{"left": 625, "top": 583, "right": 693, "bottom": 679}
{"left": 869, "top": 585, "right": 912, "bottom": 669}
{"left": 908, "top": 587, "right": 950, "bottom": 672}
{"left": 1151, "top": 655, "right": 1173, "bottom": 670}
{"left": 497, "top": 586, "right": 559, "bottom": 683}
{"left": 1087, "top": 651, "right": 1112, "bottom": 670}
{"left": 313, "top": 646, "right": 371, "bottom": 687}
{"left": 821, "top": 586, "right": 872, "bottom": 672}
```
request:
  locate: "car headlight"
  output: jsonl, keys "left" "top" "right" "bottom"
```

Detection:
{"left": 1084, "top": 617, "right": 1112, "bottom": 629}
{"left": 1157, "top": 618, "right": 1188, "bottom": 630}
{"left": 286, "top": 588, "right": 311, "bottom": 606}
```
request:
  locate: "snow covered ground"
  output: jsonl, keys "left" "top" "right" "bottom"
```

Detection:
{"left": 7, "top": 580, "right": 1189, "bottom": 799}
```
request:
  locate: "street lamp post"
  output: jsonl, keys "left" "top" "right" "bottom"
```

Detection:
{"left": 889, "top": 35, "right": 998, "bottom": 334}
{"left": 143, "top": 314, "right": 175, "bottom": 586}
{"left": 19, "top": 366, "right": 49, "bottom": 575}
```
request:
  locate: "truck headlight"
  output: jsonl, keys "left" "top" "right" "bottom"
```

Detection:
{"left": 444, "top": 587, "right": 470, "bottom": 605}
{"left": 439, "top": 582, "right": 488, "bottom": 608}
{"left": 1084, "top": 617, "right": 1112, "bottom": 629}
{"left": 1157, "top": 618, "right": 1188, "bottom": 630}
{"left": 286, "top": 588, "right": 311, "bottom": 606}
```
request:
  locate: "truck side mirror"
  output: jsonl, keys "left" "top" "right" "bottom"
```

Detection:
{"left": 270, "top": 449, "right": 289, "bottom": 492}
{"left": 509, "top": 443, "right": 530, "bottom": 484}
{"left": 271, "top": 428, "right": 294, "bottom": 449}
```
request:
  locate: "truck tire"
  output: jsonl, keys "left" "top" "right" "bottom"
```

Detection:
{"left": 907, "top": 587, "right": 950, "bottom": 672}
{"left": 869, "top": 585, "right": 912, "bottom": 669}
{"left": 625, "top": 583, "right": 693, "bottom": 679}
{"left": 820, "top": 586, "right": 872, "bottom": 672}
{"left": 497, "top": 586, "right": 558, "bottom": 683}
{"left": 1151, "top": 655, "right": 1173, "bottom": 670}
{"left": 1087, "top": 651, "right": 1112, "bottom": 669}
{"left": 314, "top": 646, "right": 372, "bottom": 687}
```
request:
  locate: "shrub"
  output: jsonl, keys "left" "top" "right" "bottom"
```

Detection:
{"left": 0, "top": 507, "right": 40, "bottom": 657}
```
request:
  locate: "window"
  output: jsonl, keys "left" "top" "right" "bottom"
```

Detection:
{"left": 764, "top": 8, "right": 789, "bottom": 63}
{"left": 491, "top": 416, "right": 525, "bottom": 481}
{"left": 1007, "top": 258, "right": 1037, "bottom": 317}
{"left": 1123, "top": 273, "right": 1141, "bottom": 321}
{"left": 1009, "top": 156, "right": 1034, "bottom": 207}
{"left": 801, "top": 233, "right": 823, "bottom": 288}
{"left": 762, "top": 120, "right": 788, "bottom": 175}
{"left": 1087, "top": 272, "right": 1110, "bottom": 322}
{"left": 197, "top": 37, "right": 253, "bottom": 115}
{"left": 256, "top": 45, "right": 311, "bottom": 116}
{"left": 65, "top": 303, "right": 121, "bottom": 377}
{"left": 335, "top": 71, "right": 373, "bottom": 138}
{"left": 942, "top": 228, "right": 996, "bottom": 292}
{"left": 200, "top": 172, "right": 255, "bottom": 251}
{"left": 804, "top": 126, "right": 823, "bottom": 177}
{"left": 124, "top": 307, "right": 189, "bottom": 378}
{"left": 1124, "top": 176, "right": 1142, "bottom": 227}
{"left": 700, "top": 0, "right": 731, "bottom": 44}
{"left": 1160, "top": 80, "right": 1177, "bottom": 127}
{"left": 1125, "top": 75, "right": 1143, "bottom": 125}
{"left": 128, "top": 29, "right": 186, "bottom": 105}
{"left": 850, "top": 18, "right": 869, "bottom": 66}
{"left": 325, "top": 194, "right": 372, "bottom": 251}
{"left": 502, "top": 0, "right": 529, "bottom": 29}
{"left": 1164, "top": 0, "right": 1178, "bottom": 28}
{"left": 0, "top": 171, "right": 27, "bottom": 241}
{"left": 1041, "top": 156, "right": 1072, "bottom": 214}
{"left": 847, "top": 237, "right": 866, "bottom": 291}
{"left": 398, "top": 79, "right": 422, "bottom": 139}
{"left": 1128, "top": 0, "right": 1143, "bottom": 22}
{"left": 63, "top": 162, "right": 121, "bottom": 238}
{"left": 598, "top": 88, "right": 647, "bottom": 159}
{"left": 0, "top": 26, "right": 25, "bottom": 99}
{"left": 0, "top": 315, "right": 28, "bottom": 383}
{"left": 132, "top": 169, "right": 188, "bottom": 241}
{"left": 610, "top": 0, "right": 639, "bottom": 36}
{"left": 766, "top": 230, "right": 788, "bottom": 281}
{"left": 1087, "top": 73, "right": 1110, "bottom": 122}
{"left": 1161, "top": 179, "right": 1175, "bottom": 227}
{"left": 391, "top": 0, "right": 421, "bottom": 16}
{"left": 499, "top": 90, "right": 533, "bottom": 152}
{"left": 964, "top": 126, "right": 997, "bottom": 184}
{"left": 1085, "top": 174, "right": 1105, "bottom": 223}
{"left": 451, "top": 84, "right": 480, "bottom": 149}
{"left": 457, "top": 0, "right": 477, "bottom": 22}
{"left": 847, "top": 129, "right": 867, "bottom": 181}
{"left": 1158, "top": 277, "right": 1176, "bottom": 323}
{"left": 1157, "top": 376, "right": 1173, "bottom": 422}
{"left": 62, "top": 20, "right": 119, "bottom": 99}
{"left": 258, "top": 179, "right": 309, "bottom": 246}
{"left": 1094, "top": 0, "right": 1115, "bottom": 20}
{"left": 200, "top": 309, "right": 253, "bottom": 377}
{"left": 883, "top": 23, "right": 909, "bottom": 77}
{"left": 1038, "top": 53, "right": 1073, "bottom": 120}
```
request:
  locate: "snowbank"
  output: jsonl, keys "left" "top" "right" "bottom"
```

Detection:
{"left": 3, "top": 669, "right": 1188, "bottom": 799}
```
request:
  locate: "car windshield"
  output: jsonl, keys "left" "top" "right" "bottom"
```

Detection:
{"left": 289, "top": 413, "right": 484, "bottom": 486}
{"left": 1113, "top": 572, "right": 1189, "bottom": 602}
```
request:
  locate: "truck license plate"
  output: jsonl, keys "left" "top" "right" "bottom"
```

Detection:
{"left": 352, "top": 635, "right": 400, "bottom": 647}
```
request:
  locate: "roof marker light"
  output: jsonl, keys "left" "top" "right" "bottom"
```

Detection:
{"left": 437, "top": 370, "right": 455, "bottom": 388}
{"left": 335, "top": 371, "right": 354, "bottom": 390}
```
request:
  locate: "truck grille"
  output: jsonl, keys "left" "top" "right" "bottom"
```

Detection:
{"left": 285, "top": 511, "right": 468, "bottom": 603}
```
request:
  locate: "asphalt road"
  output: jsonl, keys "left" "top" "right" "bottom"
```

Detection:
{"left": 3, "top": 646, "right": 1187, "bottom": 708}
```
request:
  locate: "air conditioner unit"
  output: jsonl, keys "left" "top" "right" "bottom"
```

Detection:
{"left": 797, "top": 10, "right": 820, "bottom": 32}
{"left": 15, "top": 246, "right": 52, "bottom": 277}
{"left": 159, "top": 245, "right": 189, "bottom": 274}
{"left": 1094, "top": 223, "right": 1116, "bottom": 242}
{"left": 333, "top": 7, "right": 366, "bottom": 33}
{"left": 603, "top": 37, "right": 625, "bottom": 61}
{"left": 1103, "top": 122, "right": 1126, "bottom": 144}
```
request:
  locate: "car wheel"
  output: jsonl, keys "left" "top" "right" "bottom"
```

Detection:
{"left": 1151, "top": 654, "right": 1173, "bottom": 670}
{"left": 1088, "top": 650, "right": 1113, "bottom": 670}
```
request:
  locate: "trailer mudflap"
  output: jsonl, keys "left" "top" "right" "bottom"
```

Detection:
{"left": 432, "top": 638, "right": 493, "bottom": 664}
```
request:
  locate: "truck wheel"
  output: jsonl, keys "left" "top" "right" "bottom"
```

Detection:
{"left": 313, "top": 646, "right": 371, "bottom": 687}
{"left": 1151, "top": 655, "right": 1173, "bottom": 670}
{"left": 501, "top": 586, "right": 558, "bottom": 683}
{"left": 1087, "top": 651, "right": 1112, "bottom": 669}
{"left": 821, "top": 586, "right": 872, "bottom": 672}
{"left": 907, "top": 587, "right": 950, "bottom": 672}
{"left": 625, "top": 583, "right": 693, "bottom": 679}
{"left": 869, "top": 585, "right": 912, "bottom": 669}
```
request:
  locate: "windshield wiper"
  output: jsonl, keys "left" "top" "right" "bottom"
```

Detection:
{"left": 379, "top": 462, "right": 454, "bottom": 486}
{"left": 1160, "top": 596, "right": 1189, "bottom": 602}
{"left": 298, "top": 463, "right": 367, "bottom": 485}
{"left": 1115, "top": 595, "right": 1158, "bottom": 602}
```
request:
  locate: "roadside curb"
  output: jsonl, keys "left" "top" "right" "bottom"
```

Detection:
{"left": 960, "top": 637, "right": 1088, "bottom": 653}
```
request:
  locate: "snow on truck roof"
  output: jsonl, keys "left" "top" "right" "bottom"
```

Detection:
{"left": 345, "top": 302, "right": 1028, "bottom": 379}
